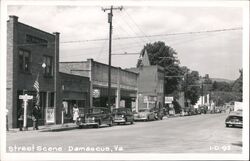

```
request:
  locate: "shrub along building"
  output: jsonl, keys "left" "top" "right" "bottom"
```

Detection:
{"left": 59, "top": 59, "right": 138, "bottom": 110}
{"left": 6, "top": 15, "right": 90, "bottom": 128}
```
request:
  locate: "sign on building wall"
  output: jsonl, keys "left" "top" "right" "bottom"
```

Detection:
{"left": 143, "top": 96, "right": 157, "bottom": 103}
{"left": 93, "top": 89, "right": 100, "bottom": 98}
{"left": 45, "top": 108, "right": 55, "bottom": 124}
{"left": 165, "top": 96, "right": 174, "bottom": 104}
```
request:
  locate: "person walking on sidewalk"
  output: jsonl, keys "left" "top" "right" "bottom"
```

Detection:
{"left": 32, "top": 105, "right": 41, "bottom": 130}
{"left": 73, "top": 104, "right": 79, "bottom": 123}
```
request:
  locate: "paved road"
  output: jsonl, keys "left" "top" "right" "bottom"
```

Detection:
{"left": 6, "top": 113, "right": 242, "bottom": 153}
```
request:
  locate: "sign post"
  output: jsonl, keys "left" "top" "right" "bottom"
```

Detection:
{"left": 19, "top": 94, "right": 33, "bottom": 130}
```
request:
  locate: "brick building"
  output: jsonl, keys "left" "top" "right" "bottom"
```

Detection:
{"left": 7, "top": 15, "right": 61, "bottom": 128}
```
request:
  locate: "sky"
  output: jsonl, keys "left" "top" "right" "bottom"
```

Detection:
{"left": 7, "top": 4, "right": 243, "bottom": 80}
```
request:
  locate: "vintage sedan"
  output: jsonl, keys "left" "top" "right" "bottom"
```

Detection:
{"left": 76, "top": 107, "right": 113, "bottom": 128}
{"left": 225, "top": 111, "right": 242, "bottom": 128}
{"left": 112, "top": 108, "right": 134, "bottom": 125}
{"left": 133, "top": 108, "right": 155, "bottom": 121}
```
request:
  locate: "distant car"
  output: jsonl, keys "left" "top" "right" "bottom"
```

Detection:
{"left": 153, "top": 108, "right": 164, "bottom": 120}
{"left": 225, "top": 111, "right": 242, "bottom": 128}
{"left": 133, "top": 108, "right": 155, "bottom": 121}
{"left": 112, "top": 108, "right": 134, "bottom": 125}
{"left": 76, "top": 107, "right": 113, "bottom": 128}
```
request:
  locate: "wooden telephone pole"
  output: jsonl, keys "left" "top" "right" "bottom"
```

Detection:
{"left": 102, "top": 6, "right": 123, "bottom": 110}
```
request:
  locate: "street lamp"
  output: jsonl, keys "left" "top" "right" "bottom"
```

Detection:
{"left": 42, "top": 62, "right": 46, "bottom": 69}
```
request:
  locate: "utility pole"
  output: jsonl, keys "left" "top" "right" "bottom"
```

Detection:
{"left": 102, "top": 6, "right": 123, "bottom": 110}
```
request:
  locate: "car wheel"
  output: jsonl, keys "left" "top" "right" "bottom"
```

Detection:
{"left": 78, "top": 125, "right": 83, "bottom": 129}
{"left": 131, "top": 121, "right": 134, "bottom": 124}
{"left": 226, "top": 124, "right": 229, "bottom": 127}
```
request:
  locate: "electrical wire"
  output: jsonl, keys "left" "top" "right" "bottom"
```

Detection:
{"left": 13, "top": 27, "right": 242, "bottom": 48}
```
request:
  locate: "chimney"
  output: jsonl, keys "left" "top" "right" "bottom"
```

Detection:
{"left": 9, "top": 15, "right": 18, "bottom": 23}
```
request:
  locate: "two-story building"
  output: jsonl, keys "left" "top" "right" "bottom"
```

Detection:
{"left": 128, "top": 50, "right": 165, "bottom": 110}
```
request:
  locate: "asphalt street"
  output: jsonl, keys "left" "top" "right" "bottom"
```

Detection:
{"left": 6, "top": 113, "right": 242, "bottom": 153}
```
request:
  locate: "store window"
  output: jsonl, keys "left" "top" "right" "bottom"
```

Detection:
{"left": 19, "top": 49, "right": 31, "bottom": 73}
{"left": 43, "top": 56, "right": 53, "bottom": 77}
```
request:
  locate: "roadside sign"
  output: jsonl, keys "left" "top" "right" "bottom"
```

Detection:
{"left": 19, "top": 94, "right": 33, "bottom": 101}
{"left": 165, "top": 96, "right": 173, "bottom": 104}
{"left": 93, "top": 89, "right": 100, "bottom": 98}
{"left": 19, "top": 94, "right": 33, "bottom": 130}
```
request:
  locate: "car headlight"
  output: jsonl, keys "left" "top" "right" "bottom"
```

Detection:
{"left": 77, "top": 118, "right": 81, "bottom": 121}
{"left": 121, "top": 115, "right": 124, "bottom": 118}
{"left": 92, "top": 117, "right": 95, "bottom": 121}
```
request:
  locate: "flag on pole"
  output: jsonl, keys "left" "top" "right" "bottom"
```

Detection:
{"left": 33, "top": 74, "right": 40, "bottom": 106}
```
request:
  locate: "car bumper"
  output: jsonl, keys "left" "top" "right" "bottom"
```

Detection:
{"left": 76, "top": 122, "right": 98, "bottom": 126}
{"left": 134, "top": 117, "right": 147, "bottom": 121}
{"left": 225, "top": 121, "right": 243, "bottom": 127}
{"left": 114, "top": 118, "right": 126, "bottom": 123}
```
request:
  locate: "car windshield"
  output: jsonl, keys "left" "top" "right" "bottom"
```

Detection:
{"left": 139, "top": 109, "right": 149, "bottom": 112}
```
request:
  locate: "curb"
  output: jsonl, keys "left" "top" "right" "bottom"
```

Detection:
{"left": 7, "top": 124, "right": 78, "bottom": 133}
{"left": 40, "top": 125, "right": 78, "bottom": 132}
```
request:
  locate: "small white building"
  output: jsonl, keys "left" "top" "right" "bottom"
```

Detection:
{"left": 194, "top": 94, "right": 210, "bottom": 109}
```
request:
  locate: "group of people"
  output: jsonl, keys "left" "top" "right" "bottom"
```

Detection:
{"left": 18, "top": 103, "right": 80, "bottom": 131}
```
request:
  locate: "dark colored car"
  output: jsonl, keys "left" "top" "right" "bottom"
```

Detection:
{"left": 112, "top": 108, "right": 134, "bottom": 125}
{"left": 225, "top": 111, "right": 242, "bottom": 128}
{"left": 76, "top": 107, "right": 113, "bottom": 128}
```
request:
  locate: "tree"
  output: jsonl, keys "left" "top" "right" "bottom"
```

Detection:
{"left": 231, "top": 69, "right": 243, "bottom": 101}
{"left": 184, "top": 70, "right": 201, "bottom": 105}
{"left": 139, "top": 41, "right": 183, "bottom": 96}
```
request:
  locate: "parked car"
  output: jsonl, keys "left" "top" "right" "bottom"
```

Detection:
{"left": 225, "top": 111, "right": 242, "bottom": 128}
{"left": 133, "top": 108, "right": 155, "bottom": 121}
{"left": 76, "top": 107, "right": 113, "bottom": 128}
{"left": 112, "top": 108, "right": 134, "bottom": 125}
{"left": 153, "top": 108, "right": 164, "bottom": 120}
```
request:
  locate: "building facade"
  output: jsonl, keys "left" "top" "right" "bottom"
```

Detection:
{"left": 128, "top": 51, "right": 165, "bottom": 110}
{"left": 7, "top": 15, "right": 61, "bottom": 128}
{"left": 59, "top": 59, "right": 138, "bottom": 110}
{"left": 59, "top": 72, "right": 90, "bottom": 123}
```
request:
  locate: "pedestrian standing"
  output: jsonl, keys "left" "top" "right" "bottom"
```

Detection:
{"left": 32, "top": 105, "right": 40, "bottom": 130}
{"left": 73, "top": 104, "right": 79, "bottom": 123}
{"left": 18, "top": 104, "right": 24, "bottom": 131}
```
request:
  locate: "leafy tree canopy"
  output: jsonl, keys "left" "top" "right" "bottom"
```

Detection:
{"left": 139, "top": 41, "right": 183, "bottom": 95}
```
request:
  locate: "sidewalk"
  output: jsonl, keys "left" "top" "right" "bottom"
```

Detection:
{"left": 6, "top": 123, "right": 78, "bottom": 133}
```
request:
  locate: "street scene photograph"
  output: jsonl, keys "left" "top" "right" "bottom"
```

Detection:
{"left": 1, "top": 0, "right": 249, "bottom": 161}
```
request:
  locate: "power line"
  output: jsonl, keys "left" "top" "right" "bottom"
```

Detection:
{"left": 123, "top": 8, "right": 151, "bottom": 42}
{"left": 14, "top": 27, "right": 242, "bottom": 47}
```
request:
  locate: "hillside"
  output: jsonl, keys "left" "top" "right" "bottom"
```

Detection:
{"left": 210, "top": 78, "right": 234, "bottom": 83}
